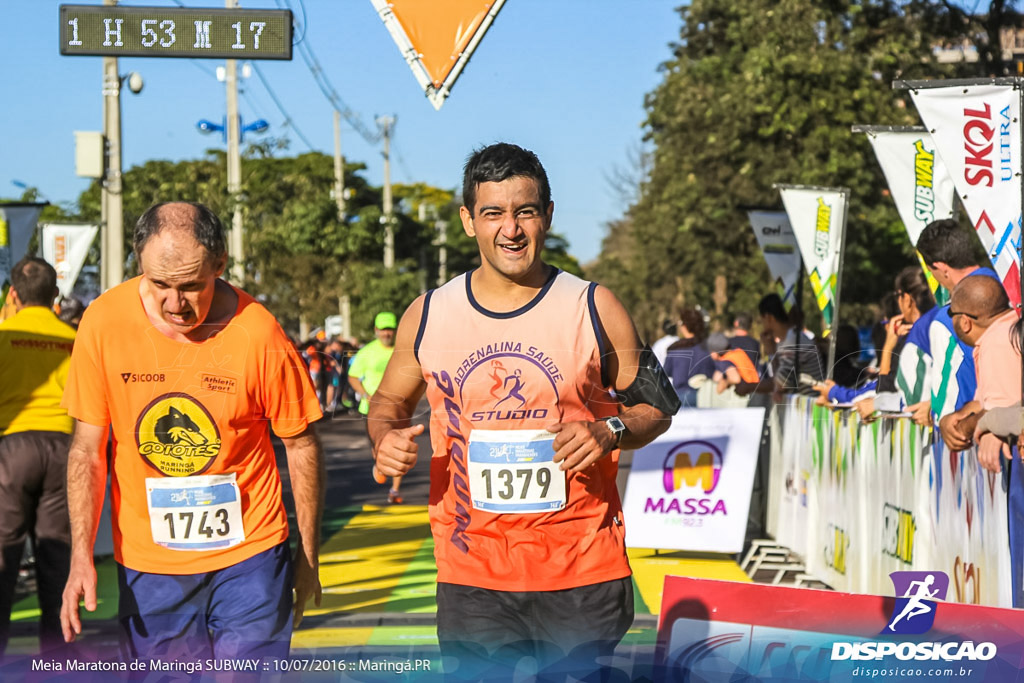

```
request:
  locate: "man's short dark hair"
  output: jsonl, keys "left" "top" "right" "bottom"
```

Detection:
{"left": 11, "top": 257, "right": 58, "bottom": 307}
{"left": 916, "top": 219, "right": 979, "bottom": 269}
{"left": 758, "top": 293, "right": 788, "bottom": 324}
{"left": 462, "top": 143, "right": 551, "bottom": 216}
{"left": 732, "top": 312, "right": 752, "bottom": 331}
{"left": 133, "top": 202, "right": 227, "bottom": 263}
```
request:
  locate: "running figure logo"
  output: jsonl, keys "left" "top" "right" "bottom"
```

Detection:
{"left": 881, "top": 571, "right": 949, "bottom": 635}
{"left": 489, "top": 360, "right": 527, "bottom": 410}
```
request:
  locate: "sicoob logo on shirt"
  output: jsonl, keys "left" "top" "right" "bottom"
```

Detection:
{"left": 135, "top": 393, "right": 222, "bottom": 476}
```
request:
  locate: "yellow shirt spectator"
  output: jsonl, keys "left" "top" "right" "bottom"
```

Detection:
{"left": 0, "top": 305, "right": 76, "bottom": 436}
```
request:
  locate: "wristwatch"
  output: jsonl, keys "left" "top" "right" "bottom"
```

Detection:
{"left": 602, "top": 416, "right": 626, "bottom": 448}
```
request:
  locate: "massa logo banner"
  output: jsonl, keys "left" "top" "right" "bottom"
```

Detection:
{"left": 622, "top": 408, "right": 764, "bottom": 554}
{"left": 777, "top": 185, "right": 850, "bottom": 326}
{"left": 909, "top": 82, "right": 1022, "bottom": 307}
{"left": 135, "top": 393, "right": 222, "bottom": 476}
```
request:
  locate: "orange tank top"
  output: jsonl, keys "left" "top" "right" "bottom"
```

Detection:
{"left": 415, "top": 268, "right": 631, "bottom": 591}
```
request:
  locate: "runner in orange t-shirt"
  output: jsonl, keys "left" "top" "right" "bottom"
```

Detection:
{"left": 58, "top": 202, "right": 324, "bottom": 662}
{"left": 368, "top": 144, "right": 680, "bottom": 680}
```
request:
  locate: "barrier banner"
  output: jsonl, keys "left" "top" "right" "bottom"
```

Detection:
{"left": 623, "top": 407, "right": 765, "bottom": 554}
{"left": 370, "top": 0, "right": 506, "bottom": 109}
{"left": 657, "top": 576, "right": 1024, "bottom": 682}
{"left": 40, "top": 223, "right": 99, "bottom": 298}
{"left": 908, "top": 81, "right": 1022, "bottom": 306}
{"left": 748, "top": 210, "right": 802, "bottom": 309}
{"left": 768, "top": 396, "right": 1011, "bottom": 606}
{"left": 777, "top": 186, "right": 849, "bottom": 326}
{"left": 861, "top": 127, "right": 956, "bottom": 302}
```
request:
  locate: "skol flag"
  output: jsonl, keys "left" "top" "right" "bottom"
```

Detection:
{"left": 40, "top": 223, "right": 99, "bottom": 298}
{"left": 371, "top": 0, "right": 506, "bottom": 110}
{"left": 777, "top": 186, "right": 849, "bottom": 326}
{"left": 861, "top": 127, "right": 957, "bottom": 303}
{"left": 908, "top": 82, "right": 1022, "bottom": 306}
{"left": 0, "top": 203, "right": 46, "bottom": 295}
{"left": 748, "top": 210, "right": 802, "bottom": 309}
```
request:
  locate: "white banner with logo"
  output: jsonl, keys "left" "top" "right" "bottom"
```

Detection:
{"left": 0, "top": 203, "right": 46, "bottom": 291}
{"left": 623, "top": 407, "right": 765, "bottom": 554}
{"left": 777, "top": 187, "right": 848, "bottom": 326}
{"left": 40, "top": 223, "right": 99, "bottom": 298}
{"left": 909, "top": 83, "right": 1022, "bottom": 305}
{"left": 768, "top": 396, "right": 1010, "bottom": 606}
{"left": 748, "top": 210, "right": 802, "bottom": 309}
{"left": 864, "top": 130, "right": 957, "bottom": 246}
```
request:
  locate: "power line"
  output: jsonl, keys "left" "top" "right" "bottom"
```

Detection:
{"left": 275, "top": 0, "right": 380, "bottom": 147}
{"left": 249, "top": 62, "right": 316, "bottom": 151}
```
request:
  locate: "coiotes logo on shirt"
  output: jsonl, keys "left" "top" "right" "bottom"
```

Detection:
{"left": 135, "top": 393, "right": 222, "bottom": 476}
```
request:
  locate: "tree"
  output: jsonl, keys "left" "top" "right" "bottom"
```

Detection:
{"left": 590, "top": 0, "right": 963, "bottom": 340}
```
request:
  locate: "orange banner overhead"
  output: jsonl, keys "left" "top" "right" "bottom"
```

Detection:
{"left": 371, "top": 0, "right": 506, "bottom": 110}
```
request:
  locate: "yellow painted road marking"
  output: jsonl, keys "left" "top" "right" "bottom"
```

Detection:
{"left": 628, "top": 548, "right": 749, "bottom": 615}
{"left": 307, "top": 505, "right": 432, "bottom": 616}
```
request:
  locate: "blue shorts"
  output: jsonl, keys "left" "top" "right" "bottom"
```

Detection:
{"left": 117, "top": 541, "right": 293, "bottom": 662}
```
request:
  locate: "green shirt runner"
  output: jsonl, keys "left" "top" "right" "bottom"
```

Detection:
{"left": 348, "top": 338, "right": 394, "bottom": 414}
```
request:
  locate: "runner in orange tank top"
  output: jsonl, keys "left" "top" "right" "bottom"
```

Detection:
{"left": 368, "top": 143, "right": 679, "bottom": 680}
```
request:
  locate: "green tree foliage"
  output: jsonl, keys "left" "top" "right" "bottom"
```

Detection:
{"left": 590, "top": 0, "right": 969, "bottom": 340}
{"left": 66, "top": 148, "right": 587, "bottom": 335}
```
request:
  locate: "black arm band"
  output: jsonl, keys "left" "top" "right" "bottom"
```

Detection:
{"left": 617, "top": 345, "right": 682, "bottom": 416}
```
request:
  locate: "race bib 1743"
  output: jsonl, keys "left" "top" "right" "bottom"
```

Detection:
{"left": 467, "top": 429, "right": 567, "bottom": 514}
{"left": 146, "top": 473, "right": 245, "bottom": 551}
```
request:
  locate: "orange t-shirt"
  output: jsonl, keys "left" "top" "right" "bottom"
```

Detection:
{"left": 416, "top": 269, "right": 630, "bottom": 592}
{"left": 716, "top": 348, "right": 760, "bottom": 384}
{"left": 62, "top": 278, "right": 322, "bottom": 574}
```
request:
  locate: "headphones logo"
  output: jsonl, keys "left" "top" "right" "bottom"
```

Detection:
{"left": 663, "top": 440, "right": 723, "bottom": 494}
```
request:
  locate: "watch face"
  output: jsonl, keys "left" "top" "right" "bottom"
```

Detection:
{"left": 606, "top": 417, "right": 626, "bottom": 432}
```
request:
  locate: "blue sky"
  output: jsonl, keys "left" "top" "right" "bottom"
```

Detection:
{"left": 0, "top": 0, "right": 683, "bottom": 265}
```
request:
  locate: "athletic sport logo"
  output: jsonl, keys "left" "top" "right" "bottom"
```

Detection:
{"left": 135, "top": 393, "right": 222, "bottom": 477}
{"left": 663, "top": 440, "right": 723, "bottom": 494}
{"left": 882, "top": 571, "right": 949, "bottom": 635}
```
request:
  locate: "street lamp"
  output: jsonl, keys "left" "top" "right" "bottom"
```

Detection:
{"left": 195, "top": 114, "right": 269, "bottom": 284}
{"left": 195, "top": 117, "right": 269, "bottom": 144}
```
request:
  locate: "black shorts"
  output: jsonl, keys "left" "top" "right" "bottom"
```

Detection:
{"left": 436, "top": 577, "right": 633, "bottom": 681}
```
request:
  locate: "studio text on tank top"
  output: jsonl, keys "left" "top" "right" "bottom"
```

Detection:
{"left": 415, "top": 267, "right": 632, "bottom": 591}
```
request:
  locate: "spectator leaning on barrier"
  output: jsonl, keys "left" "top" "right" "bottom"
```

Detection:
{"left": 59, "top": 201, "right": 325, "bottom": 662}
{"left": 915, "top": 218, "right": 1002, "bottom": 449}
{"left": 737, "top": 293, "right": 823, "bottom": 398}
{"left": 0, "top": 257, "right": 76, "bottom": 658}
{"left": 728, "top": 311, "right": 761, "bottom": 366}
{"left": 942, "top": 276, "right": 1020, "bottom": 471}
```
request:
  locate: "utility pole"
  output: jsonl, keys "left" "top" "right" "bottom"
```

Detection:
{"left": 225, "top": 0, "right": 243, "bottom": 284}
{"left": 437, "top": 215, "right": 447, "bottom": 287}
{"left": 333, "top": 110, "right": 346, "bottom": 220}
{"left": 378, "top": 115, "right": 395, "bottom": 269}
{"left": 101, "top": 0, "right": 123, "bottom": 291}
{"left": 333, "top": 109, "right": 351, "bottom": 339}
